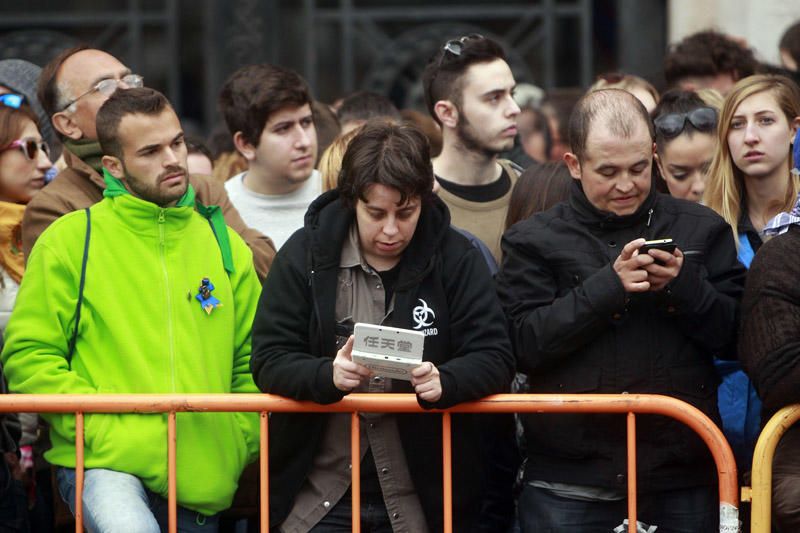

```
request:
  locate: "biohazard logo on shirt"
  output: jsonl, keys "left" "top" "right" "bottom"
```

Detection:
{"left": 412, "top": 299, "right": 438, "bottom": 336}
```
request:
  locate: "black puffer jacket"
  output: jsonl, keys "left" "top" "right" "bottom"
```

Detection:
{"left": 251, "top": 190, "right": 514, "bottom": 531}
{"left": 496, "top": 181, "right": 745, "bottom": 492}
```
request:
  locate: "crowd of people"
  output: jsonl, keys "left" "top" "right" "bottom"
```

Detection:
{"left": 0, "top": 20, "right": 797, "bottom": 533}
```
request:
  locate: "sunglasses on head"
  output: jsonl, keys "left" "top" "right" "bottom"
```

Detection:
{"left": 0, "top": 94, "right": 25, "bottom": 109}
{"left": 653, "top": 107, "right": 718, "bottom": 139}
{"left": 441, "top": 33, "right": 485, "bottom": 59}
{"left": 1, "top": 137, "right": 50, "bottom": 161}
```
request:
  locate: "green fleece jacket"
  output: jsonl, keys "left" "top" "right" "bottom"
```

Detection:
{"left": 1, "top": 187, "right": 262, "bottom": 516}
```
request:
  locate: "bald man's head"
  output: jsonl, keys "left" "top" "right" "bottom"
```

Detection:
{"left": 568, "top": 89, "right": 654, "bottom": 163}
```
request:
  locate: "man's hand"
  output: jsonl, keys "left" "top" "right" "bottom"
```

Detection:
{"left": 332, "top": 336, "right": 371, "bottom": 392}
{"left": 411, "top": 362, "right": 442, "bottom": 403}
{"left": 613, "top": 238, "right": 653, "bottom": 293}
{"left": 643, "top": 247, "right": 683, "bottom": 292}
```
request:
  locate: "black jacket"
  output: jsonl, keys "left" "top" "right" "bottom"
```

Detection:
{"left": 251, "top": 190, "right": 515, "bottom": 531}
{"left": 496, "top": 181, "right": 745, "bottom": 492}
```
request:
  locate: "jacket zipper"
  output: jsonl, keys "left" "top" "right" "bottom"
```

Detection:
{"left": 158, "top": 209, "right": 177, "bottom": 393}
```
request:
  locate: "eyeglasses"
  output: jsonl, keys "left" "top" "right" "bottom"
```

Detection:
{"left": 653, "top": 107, "right": 718, "bottom": 139}
{"left": 0, "top": 137, "right": 50, "bottom": 161}
{"left": 0, "top": 94, "right": 24, "bottom": 109}
{"left": 59, "top": 73, "right": 144, "bottom": 112}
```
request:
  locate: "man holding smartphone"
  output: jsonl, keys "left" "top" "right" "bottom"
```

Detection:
{"left": 496, "top": 89, "right": 746, "bottom": 532}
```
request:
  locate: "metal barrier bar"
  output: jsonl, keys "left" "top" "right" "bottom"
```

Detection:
{"left": 351, "top": 412, "right": 361, "bottom": 533}
{"left": 627, "top": 412, "right": 637, "bottom": 533}
{"left": 168, "top": 411, "right": 177, "bottom": 533}
{"left": 75, "top": 412, "right": 84, "bottom": 533}
{"left": 442, "top": 412, "right": 453, "bottom": 533}
{"left": 5, "top": 393, "right": 737, "bottom": 532}
{"left": 260, "top": 412, "right": 269, "bottom": 532}
{"left": 749, "top": 405, "right": 800, "bottom": 533}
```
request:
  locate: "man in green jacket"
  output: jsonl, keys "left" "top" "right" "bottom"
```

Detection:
{"left": 1, "top": 87, "right": 261, "bottom": 532}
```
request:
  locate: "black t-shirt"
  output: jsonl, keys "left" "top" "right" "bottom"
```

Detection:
{"left": 436, "top": 169, "right": 511, "bottom": 202}
{"left": 378, "top": 262, "right": 402, "bottom": 313}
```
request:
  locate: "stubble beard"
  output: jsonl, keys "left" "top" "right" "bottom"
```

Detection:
{"left": 455, "top": 114, "right": 510, "bottom": 160}
{"left": 123, "top": 164, "right": 188, "bottom": 207}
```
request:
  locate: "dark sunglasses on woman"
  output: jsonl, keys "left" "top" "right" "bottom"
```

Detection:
{"left": 653, "top": 107, "right": 718, "bottom": 139}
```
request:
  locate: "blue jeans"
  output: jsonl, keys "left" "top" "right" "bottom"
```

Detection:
{"left": 518, "top": 484, "right": 718, "bottom": 533}
{"left": 56, "top": 468, "right": 218, "bottom": 533}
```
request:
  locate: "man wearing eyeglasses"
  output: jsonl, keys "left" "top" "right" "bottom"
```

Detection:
{"left": 496, "top": 89, "right": 746, "bottom": 532}
{"left": 421, "top": 34, "right": 522, "bottom": 264}
{"left": 21, "top": 45, "right": 275, "bottom": 278}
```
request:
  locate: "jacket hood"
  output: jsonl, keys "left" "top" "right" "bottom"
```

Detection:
{"left": 303, "top": 189, "right": 451, "bottom": 287}
{"left": 569, "top": 178, "right": 657, "bottom": 230}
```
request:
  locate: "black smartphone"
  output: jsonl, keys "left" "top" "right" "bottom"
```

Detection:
{"left": 640, "top": 238, "right": 677, "bottom": 255}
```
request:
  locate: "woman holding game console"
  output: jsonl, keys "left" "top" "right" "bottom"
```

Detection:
{"left": 250, "top": 121, "right": 514, "bottom": 533}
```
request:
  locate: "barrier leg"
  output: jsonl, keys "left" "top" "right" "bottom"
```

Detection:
{"left": 168, "top": 411, "right": 177, "bottom": 533}
{"left": 443, "top": 412, "right": 453, "bottom": 533}
{"left": 75, "top": 412, "right": 84, "bottom": 533}
{"left": 351, "top": 412, "right": 360, "bottom": 533}
{"left": 627, "top": 412, "right": 637, "bottom": 533}
{"left": 260, "top": 412, "right": 269, "bottom": 532}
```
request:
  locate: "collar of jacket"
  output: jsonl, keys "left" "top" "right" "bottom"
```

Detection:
{"left": 102, "top": 170, "right": 235, "bottom": 273}
{"left": 63, "top": 138, "right": 104, "bottom": 174}
{"left": 569, "top": 178, "right": 657, "bottom": 230}
{"left": 303, "top": 188, "right": 451, "bottom": 289}
{"left": 62, "top": 143, "right": 107, "bottom": 190}
{"left": 100, "top": 169, "right": 196, "bottom": 234}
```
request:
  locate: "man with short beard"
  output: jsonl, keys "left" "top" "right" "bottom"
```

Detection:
{"left": 422, "top": 35, "right": 522, "bottom": 263}
{"left": 1, "top": 88, "right": 261, "bottom": 532}
{"left": 24, "top": 45, "right": 275, "bottom": 278}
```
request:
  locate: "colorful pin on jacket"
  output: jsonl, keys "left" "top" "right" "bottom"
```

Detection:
{"left": 196, "top": 277, "right": 222, "bottom": 315}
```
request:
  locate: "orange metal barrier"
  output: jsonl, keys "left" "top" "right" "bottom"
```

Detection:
{"left": 0, "top": 393, "right": 739, "bottom": 533}
{"left": 747, "top": 404, "right": 800, "bottom": 533}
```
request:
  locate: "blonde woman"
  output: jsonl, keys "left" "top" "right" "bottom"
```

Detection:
{"left": 318, "top": 126, "right": 361, "bottom": 192}
{"left": 704, "top": 74, "right": 800, "bottom": 476}
{"left": 705, "top": 74, "right": 800, "bottom": 265}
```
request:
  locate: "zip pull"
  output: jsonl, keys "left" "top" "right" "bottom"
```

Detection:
{"left": 308, "top": 269, "right": 315, "bottom": 287}
{"left": 158, "top": 209, "right": 166, "bottom": 223}
{"left": 646, "top": 208, "right": 653, "bottom": 227}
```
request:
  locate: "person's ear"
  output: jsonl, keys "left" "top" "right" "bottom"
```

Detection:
{"left": 51, "top": 111, "right": 84, "bottom": 141}
{"left": 102, "top": 155, "right": 124, "bottom": 180}
{"left": 433, "top": 100, "right": 458, "bottom": 129}
{"left": 791, "top": 116, "right": 800, "bottom": 139}
{"left": 233, "top": 131, "right": 257, "bottom": 162}
{"left": 563, "top": 152, "right": 582, "bottom": 180}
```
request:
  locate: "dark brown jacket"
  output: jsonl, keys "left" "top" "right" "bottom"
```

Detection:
{"left": 739, "top": 225, "right": 800, "bottom": 419}
{"left": 22, "top": 149, "right": 275, "bottom": 279}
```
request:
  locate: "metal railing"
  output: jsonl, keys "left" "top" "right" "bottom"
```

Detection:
{"left": 747, "top": 404, "right": 800, "bottom": 533}
{"left": 0, "top": 393, "right": 739, "bottom": 533}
